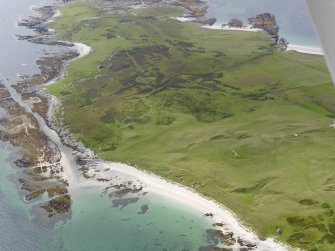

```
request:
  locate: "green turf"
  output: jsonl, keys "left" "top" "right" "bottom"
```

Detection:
{"left": 48, "top": 1, "right": 335, "bottom": 249}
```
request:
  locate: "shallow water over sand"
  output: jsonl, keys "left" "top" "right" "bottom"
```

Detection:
{"left": 0, "top": 146, "right": 213, "bottom": 250}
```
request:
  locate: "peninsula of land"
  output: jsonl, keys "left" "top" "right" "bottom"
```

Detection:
{"left": 2, "top": 0, "right": 335, "bottom": 250}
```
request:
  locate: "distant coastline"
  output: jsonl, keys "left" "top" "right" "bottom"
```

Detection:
{"left": 203, "top": 0, "right": 323, "bottom": 56}
{"left": 174, "top": 17, "right": 324, "bottom": 56}
{"left": 204, "top": 22, "right": 324, "bottom": 56}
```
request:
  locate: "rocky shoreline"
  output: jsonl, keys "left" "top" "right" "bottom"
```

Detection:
{"left": 0, "top": 2, "right": 147, "bottom": 222}
{"left": 0, "top": 80, "right": 70, "bottom": 221}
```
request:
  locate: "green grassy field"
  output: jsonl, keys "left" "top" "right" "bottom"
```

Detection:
{"left": 48, "top": 1, "right": 335, "bottom": 249}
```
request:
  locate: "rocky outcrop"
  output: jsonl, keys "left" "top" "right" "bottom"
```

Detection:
{"left": 0, "top": 83, "right": 71, "bottom": 221}
{"left": 15, "top": 51, "right": 78, "bottom": 96}
{"left": 169, "top": 0, "right": 208, "bottom": 18}
{"left": 18, "top": 6, "right": 56, "bottom": 35}
{"left": 228, "top": 18, "right": 243, "bottom": 28}
{"left": 277, "top": 37, "right": 289, "bottom": 51}
{"left": 248, "top": 13, "right": 279, "bottom": 42}
{"left": 195, "top": 17, "right": 216, "bottom": 26}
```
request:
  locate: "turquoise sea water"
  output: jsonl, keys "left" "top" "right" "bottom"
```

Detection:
{"left": 0, "top": 146, "right": 51, "bottom": 251}
{"left": 0, "top": 147, "right": 214, "bottom": 250}
{"left": 207, "top": 0, "right": 321, "bottom": 47}
{"left": 54, "top": 191, "right": 212, "bottom": 250}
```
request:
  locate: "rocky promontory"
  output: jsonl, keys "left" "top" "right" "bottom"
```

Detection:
{"left": 248, "top": 13, "right": 279, "bottom": 42}
{"left": 169, "top": 0, "right": 207, "bottom": 17}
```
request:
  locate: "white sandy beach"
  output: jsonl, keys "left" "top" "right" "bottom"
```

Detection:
{"left": 73, "top": 42, "right": 92, "bottom": 58}
{"left": 203, "top": 23, "right": 262, "bottom": 32}
{"left": 172, "top": 17, "right": 262, "bottom": 32}
{"left": 75, "top": 160, "right": 289, "bottom": 250}
{"left": 173, "top": 16, "right": 197, "bottom": 22}
{"left": 204, "top": 25, "right": 324, "bottom": 56}
{"left": 286, "top": 44, "right": 324, "bottom": 55}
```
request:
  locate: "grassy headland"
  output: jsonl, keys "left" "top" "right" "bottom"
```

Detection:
{"left": 49, "top": 1, "right": 335, "bottom": 249}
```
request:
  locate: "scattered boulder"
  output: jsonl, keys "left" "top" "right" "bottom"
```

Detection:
{"left": 195, "top": 18, "right": 217, "bottom": 26}
{"left": 206, "top": 18, "right": 217, "bottom": 26}
{"left": 237, "top": 238, "right": 257, "bottom": 248}
{"left": 138, "top": 204, "right": 149, "bottom": 214}
{"left": 228, "top": 18, "right": 243, "bottom": 28}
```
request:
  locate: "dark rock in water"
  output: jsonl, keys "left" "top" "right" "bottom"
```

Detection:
{"left": 138, "top": 204, "right": 149, "bottom": 214}
{"left": 16, "top": 35, "right": 36, "bottom": 40}
{"left": 112, "top": 197, "right": 139, "bottom": 209}
{"left": 228, "top": 18, "right": 243, "bottom": 28}
{"left": 248, "top": 13, "right": 279, "bottom": 42}
{"left": 203, "top": 229, "right": 236, "bottom": 249}
{"left": 14, "top": 159, "right": 31, "bottom": 168}
{"left": 41, "top": 194, "right": 71, "bottom": 217}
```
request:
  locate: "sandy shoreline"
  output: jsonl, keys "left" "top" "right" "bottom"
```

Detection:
{"left": 286, "top": 43, "right": 324, "bottom": 55}
{"left": 203, "top": 23, "right": 262, "bottom": 32}
{"left": 73, "top": 42, "right": 92, "bottom": 58}
{"left": 83, "top": 161, "right": 289, "bottom": 250}
{"left": 204, "top": 23, "right": 324, "bottom": 56}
